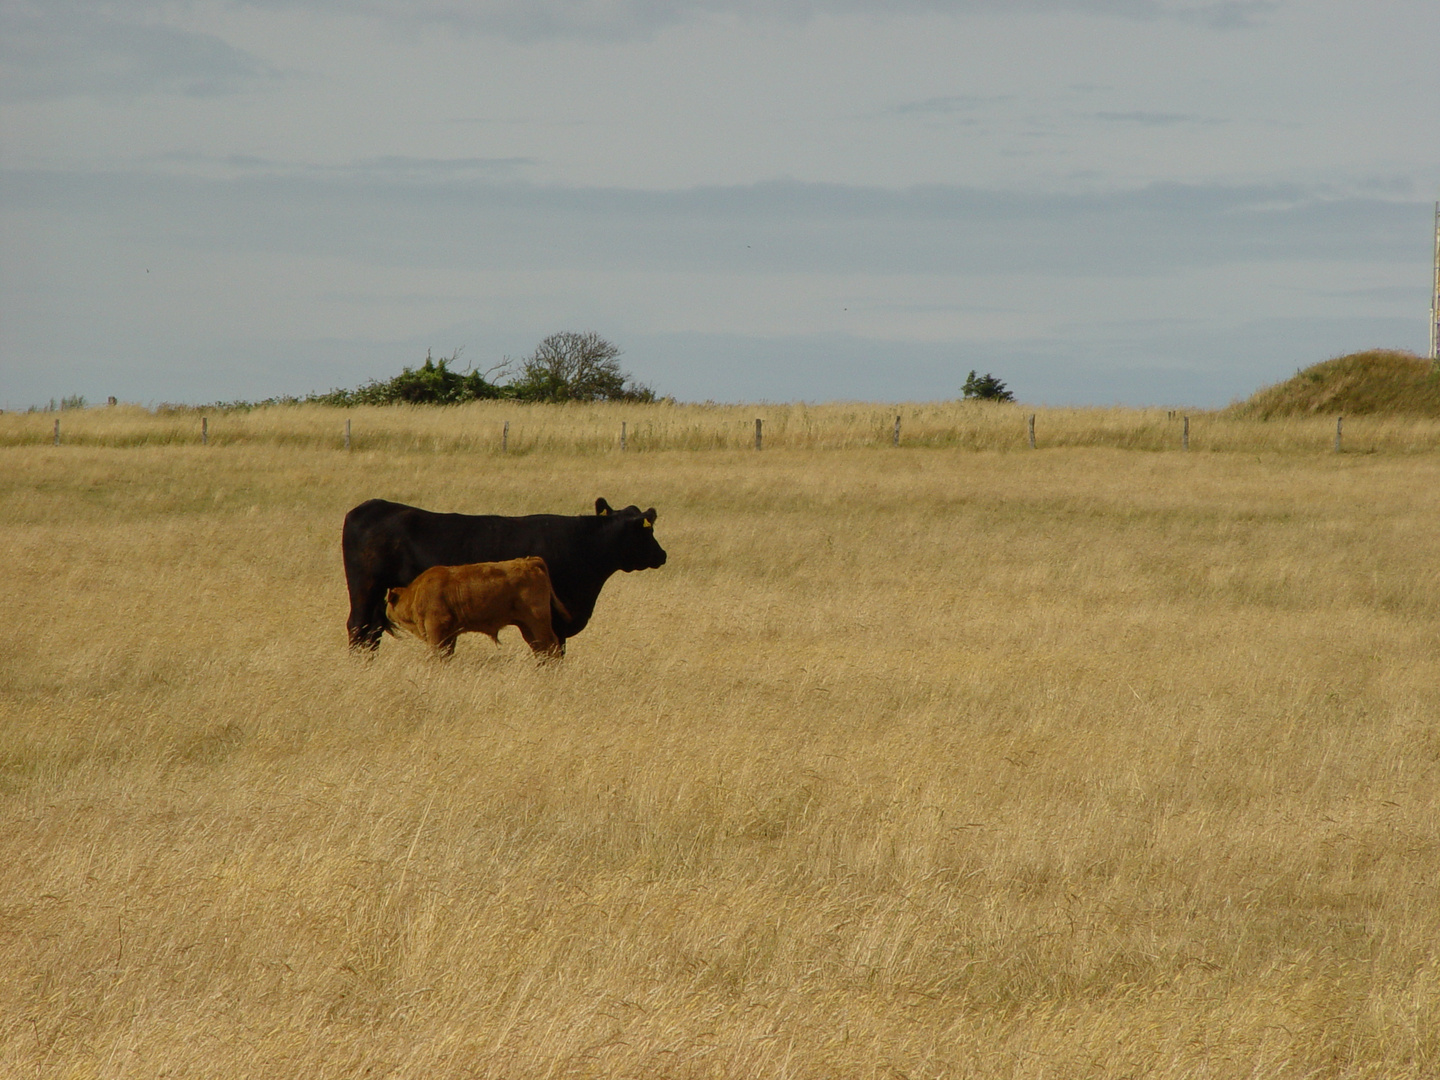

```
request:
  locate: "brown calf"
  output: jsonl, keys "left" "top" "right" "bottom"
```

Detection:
{"left": 384, "top": 557, "right": 571, "bottom": 659}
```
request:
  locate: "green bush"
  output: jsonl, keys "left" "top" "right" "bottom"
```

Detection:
{"left": 962, "top": 370, "right": 1015, "bottom": 403}
{"left": 313, "top": 350, "right": 504, "bottom": 407}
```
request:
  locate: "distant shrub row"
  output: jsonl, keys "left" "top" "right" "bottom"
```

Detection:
{"left": 196, "top": 344, "right": 1018, "bottom": 413}
{"left": 209, "top": 332, "right": 658, "bottom": 411}
{"left": 21, "top": 395, "right": 89, "bottom": 413}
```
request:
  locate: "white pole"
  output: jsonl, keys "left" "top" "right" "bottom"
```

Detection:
{"left": 1431, "top": 201, "right": 1439, "bottom": 362}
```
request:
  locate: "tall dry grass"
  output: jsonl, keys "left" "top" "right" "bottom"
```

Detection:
{"left": 10, "top": 398, "right": 1440, "bottom": 455}
{"left": 2, "top": 422, "right": 1439, "bottom": 1077}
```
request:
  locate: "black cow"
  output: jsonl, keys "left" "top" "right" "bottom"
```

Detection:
{"left": 342, "top": 497, "right": 666, "bottom": 652}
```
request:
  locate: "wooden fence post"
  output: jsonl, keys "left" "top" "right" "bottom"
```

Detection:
{"left": 621, "top": 421, "right": 627, "bottom": 452}
{"left": 755, "top": 418, "right": 762, "bottom": 451}
{"left": 1028, "top": 414, "right": 1036, "bottom": 449}
{"left": 893, "top": 415, "right": 901, "bottom": 447}
{"left": 1183, "top": 416, "right": 1189, "bottom": 451}
{"left": 502, "top": 421, "right": 509, "bottom": 453}
{"left": 53, "top": 419, "right": 60, "bottom": 446}
{"left": 1335, "top": 415, "right": 1343, "bottom": 453}
{"left": 344, "top": 418, "right": 351, "bottom": 451}
{"left": 202, "top": 416, "right": 208, "bottom": 446}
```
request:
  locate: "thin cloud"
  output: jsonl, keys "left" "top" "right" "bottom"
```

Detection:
{"left": 0, "top": 3, "right": 279, "bottom": 100}
{"left": 0, "top": 0, "right": 1282, "bottom": 99}
{"left": 5, "top": 169, "right": 1421, "bottom": 279}
{"left": 136, "top": 152, "right": 539, "bottom": 181}
{"left": 347, "top": 156, "right": 540, "bottom": 177}
{"left": 238, "top": 0, "right": 1278, "bottom": 41}
{"left": 1093, "top": 110, "right": 1226, "bottom": 125}
{"left": 1171, "top": 0, "right": 1278, "bottom": 29}
{"left": 888, "top": 94, "right": 1015, "bottom": 116}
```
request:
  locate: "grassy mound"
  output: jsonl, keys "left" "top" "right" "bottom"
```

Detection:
{"left": 1228, "top": 349, "right": 1440, "bottom": 419}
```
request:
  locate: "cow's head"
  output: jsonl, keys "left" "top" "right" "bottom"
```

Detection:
{"left": 596, "top": 497, "right": 667, "bottom": 571}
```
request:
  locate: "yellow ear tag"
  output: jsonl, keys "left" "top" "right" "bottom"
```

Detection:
{"left": 641, "top": 519, "right": 653, "bottom": 529}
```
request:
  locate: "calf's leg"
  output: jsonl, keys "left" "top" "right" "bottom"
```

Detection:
{"left": 515, "top": 619, "right": 563, "bottom": 660}
{"left": 422, "top": 611, "right": 461, "bottom": 657}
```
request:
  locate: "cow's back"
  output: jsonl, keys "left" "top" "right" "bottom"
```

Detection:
{"left": 348, "top": 501, "right": 581, "bottom": 575}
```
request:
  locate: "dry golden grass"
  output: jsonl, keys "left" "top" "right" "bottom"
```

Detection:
{"left": 3, "top": 412, "right": 1439, "bottom": 1077}
{"left": 11, "top": 397, "right": 1440, "bottom": 455}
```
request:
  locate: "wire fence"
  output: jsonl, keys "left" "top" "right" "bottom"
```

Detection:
{"left": 3, "top": 401, "right": 1432, "bottom": 455}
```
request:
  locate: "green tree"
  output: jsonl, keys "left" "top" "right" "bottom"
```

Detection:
{"left": 962, "top": 370, "right": 1015, "bottom": 403}
{"left": 506, "top": 332, "right": 654, "bottom": 403}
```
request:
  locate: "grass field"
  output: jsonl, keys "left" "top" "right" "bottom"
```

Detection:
{"left": 3, "top": 406, "right": 1439, "bottom": 1078}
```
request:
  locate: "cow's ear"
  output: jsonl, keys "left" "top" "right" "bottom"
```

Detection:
{"left": 596, "top": 498, "right": 612, "bottom": 516}
{"left": 385, "top": 588, "right": 399, "bottom": 604}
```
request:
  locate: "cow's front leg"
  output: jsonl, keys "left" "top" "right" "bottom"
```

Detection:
{"left": 348, "top": 614, "right": 384, "bottom": 652}
{"left": 347, "top": 585, "right": 389, "bottom": 652}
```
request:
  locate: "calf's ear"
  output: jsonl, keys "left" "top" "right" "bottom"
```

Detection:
{"left": 386, "top": 588, "right": 400, "bottom": 605}
{"left": 643, "top": 508, "right": 657, "bottom": 523}
{"left": 595, "top": 498, "right": 613, "bottom": 516}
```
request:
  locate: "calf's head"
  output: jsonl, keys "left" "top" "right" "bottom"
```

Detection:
{"left": 384, "top": 586, "right": 415, "bottom": 632}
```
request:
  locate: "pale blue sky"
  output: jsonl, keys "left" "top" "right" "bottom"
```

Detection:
{"left": 2, "top": 0, "right": 1436, "bottom": 406}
